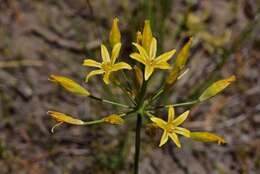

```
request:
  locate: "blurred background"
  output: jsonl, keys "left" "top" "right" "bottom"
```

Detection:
{"left": 0, "top": 0, "right": 259, "bottom": 173}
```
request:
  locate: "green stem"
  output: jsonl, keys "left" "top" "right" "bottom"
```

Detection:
{"left": 134, "top": 114, "right": 142, "bottom": 174}
{"left": 153, "top": 100, "right": 199, "bottom": 109}
{"left": 88, "top": 95, "right": 131, "bottom": 108}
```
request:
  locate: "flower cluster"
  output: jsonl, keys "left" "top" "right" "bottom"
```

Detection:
{"left": 47, "top": 18, "right": 235, "bottom": 149}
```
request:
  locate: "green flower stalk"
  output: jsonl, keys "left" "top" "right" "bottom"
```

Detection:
{"left": 47, "top": 18, "right": 235, "bottom": 174}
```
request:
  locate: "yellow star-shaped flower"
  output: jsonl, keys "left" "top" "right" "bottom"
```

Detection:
{"left": 83, "top": 43, "right": 132, "bottom": 84}
{"left": 130, "top": 37, "right": 176, "bottom": 80}
{"left": 150, "top": 105, "right": 190, "bottom": 147}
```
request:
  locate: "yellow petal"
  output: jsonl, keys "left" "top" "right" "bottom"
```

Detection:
{"left": 169, "top": 133, "right": 181, "bottom": 148}
{"left": 49, "top": 75, "right": 90, "bottom": 96}
{"left": 103, "top": 71, "right": 111, "bottom": 84}
{"left": 172, "top": 110, "right": 190, "bottom": 126}
{"left": 155, "top": 49, "right": 176, "bottom": 63}
{"left": 47, "top": 111, "right": 84, "bottom": 125}
{"left": 154, "top": 62, "right": 171, "bottom": 69}
{"left": 144, "top": 65, "right": 154, "bottom": 80}
{"left": 82, "top": 59, "right": 101, "bottom": 68}
{"left": 150, "top": 117, "right": 167, "bottom": 129}
{"left": 130, "top": 53, "right": 146, "bottom": 64}
{"left": 174, "top": 127, "right": 190, "bottom": 137}
{"left": 190, "top": 132, "right": 226, "bottom": 145}
{"left": 142, "top": 20, "right": 153, "bottom": 52}
{"left": 149, "top": 37, "right": 157, "bottom": 59}
{"left": 175, "top": 37, "right": 192, "bottom": 69}
{"left": 111, "top": 43, "right": 121, "bottom": 64}
{"left": 103, "top": 114, "right": 124, "bottom": 125}
{"left": 134, "top": 65, "right": 143, "bottom": 88}
{"left": 101, "top": 44, "right": 110, "bottom": 63}
{"left": 111, "top": 62, "right": 132, "bottom": 72}
{"left": 85, "top": 70, "right": 104, "bottom": 82}
{"left": 132, "top": 43, "right": 149, "bottom": 60}
{"left": 199, "top": 75, "right": 236, "bottom": 102}
{"left": 136, "top": 31, "right": 142, "bottom": 45}
{"left": 168, "top": 105, "right": 175, "bottom": 122}
{"left": 159, "top": 131, "right": 169, "bottom": 147}
{"left": 109, "top": 17, "right": 121, "bottom": 47}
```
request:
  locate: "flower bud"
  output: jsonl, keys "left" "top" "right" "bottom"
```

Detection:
{"left": 49, "top": 75, "right": 90, "bottom": 96}
{"left": 190, "top": 132, "right": 226, "bottom": 145}
{"left": 142, "top": 20, "right": 153, "bottom": 52}
{"left": 47, "top": 111, "right": 85, "bottom": 125}
{"left": 109, "top": 17, "right": 121, "bottom": 47}
{"left": 103, "top": 114, "right": 124, "bottom": 125}
{"left": 199, "top": 75, "right": 236, "bottom": 102}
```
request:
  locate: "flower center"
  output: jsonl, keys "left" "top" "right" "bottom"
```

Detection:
{"left": 102, "top": 62, "right": 112, "bottom": 72}
{"left": 165, "top": 123, "right": 175, "bottom": 133}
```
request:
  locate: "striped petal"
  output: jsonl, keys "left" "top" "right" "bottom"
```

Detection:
{"left": 101, "top": 44, "right": 110, "bottom": 63}
{"left": 150, "top": 117, "right": 167, "bottom": 129}
{"left": 111, "top": 43, "right": 121, "bottom": 64}
{"left": 132, "top": 43, "right": 149, "bottom": 60}
{"left": 111, "top": 62, "right": 132, "bottom": 72}
{"left": 154, "top": 62, "right": 171, "bottom": 69}
{"left": 174, "top": 127, "right": 190, "bottom": 137}
{"left": 168, "top": 105, "right": 175, "bottom": 122}
{"left": 149, "top": 37, "right": 157, "bottom": 59}
{"left": 82, "top": 59, "right": 101, "bottom": 68}
{"left": 130, "top": 53, "right": 146, "bottom": 64}
{"left": 103, "top": 71, "right": 111, "bottom": 84}
{"left": 144, "top": 65, "right": 154, "bottom": 80}
{"left": 169, "top": 133, "right": 181, "bottom": 148}
{"left": 173, "top": 110, "right": 190, "bottom": 126}
{"left": 155, "top": 49, "right": 176, "bottom": 63}
{"left": 85, "top": 70, "right": 104, "bottom": 82}
{"left": 159, "top": 131, "right": 169, "bottom": 147}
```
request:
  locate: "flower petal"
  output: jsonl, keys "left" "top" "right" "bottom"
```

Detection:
{"left": 130, "top": 53, "right": 146, "bottom": 64}
{"left": 168, "top": 105, "right": 175, "bottom": 122}
{"left": 169, "top": 133, "right": 181, "bottom": 148}
{"left": 173, "top": 110, "right": 190, "bottom": 126}
{"left": 82, "top": 59, "right": 101, "bottom": 68}
{"left": 174, "top": 127, "right": 190, "bottom": 137}
{"left": 154, "top": 62, "right": 171, "bottom": 69}
{"left": 85, "top": 70, "right": 104, "bottom": 82}
{"left": 103, "top": 71, "right": 111, "bottom": 84}
{"left": 111, "top": 43, "right": 121, "bottom": 64}
{"left": 101, "top": 44, "right": 110, "bottom": 63}
{"left": 155, "top": 49, "right": 176, "bottom": 63}
{"left": 132, "top": 43, "right": 149, "bottom": 60}
{"left": 149, "top": 37, "right": 157, "bottom": 59}
{"left": 111, "top": 62, "right": 132, "bottom": 72}
{"left": 150, "top": 117, "right": 167, "bottom": 129}
{"left": 159, "top": 131, "right": 169, "bottom": 147}
{"left": 144, "top": 65, "right": 154, "bottom": 80}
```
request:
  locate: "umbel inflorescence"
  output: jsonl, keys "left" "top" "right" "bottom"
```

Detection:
{"left": 47, "top": 18, "right": 235, "bottom": 172}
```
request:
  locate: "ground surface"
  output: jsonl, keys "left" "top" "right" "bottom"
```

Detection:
{"left": 0, "top": 0, "right": 259, "bottom": 174}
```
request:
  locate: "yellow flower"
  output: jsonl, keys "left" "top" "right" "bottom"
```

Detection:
{"left": 199, "top": 75, "right": 236, "bottom": 101}
{"left": 49, "top": 75, "right": 90, "bottom": 96}
{"left": 103, "top": 114, "right": 124, "bottom": 125}
{"left": 190, "top": 132, "right": 226, "bottom": 145}
{"left": 130, "top": 37, "right": 176, "bottom": 80}
{"left": 109, "top": 17, "right": 121, "bottom": 47}
{"left": 150, "top": 106, "right": 190, "bottom": 147}
{"left": 47, "top": 111, "right": 85, "bottom": 125}
{"left": 83, "top": 43, "right": 132, "bottom": 84}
